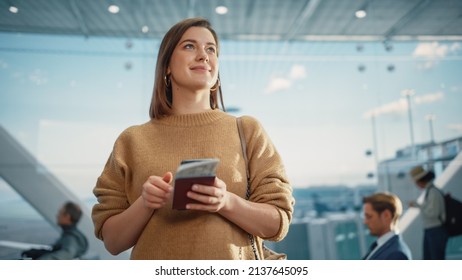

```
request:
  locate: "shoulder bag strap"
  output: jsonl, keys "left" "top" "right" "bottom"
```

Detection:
{"left": 236, "top": 117, "right": 260, "bottom": 260}
{"left": 236, "top": 117, "right": 250, "bottom": 194}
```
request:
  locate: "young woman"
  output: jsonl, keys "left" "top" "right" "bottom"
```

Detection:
{"left": 92, "top": 17, "right": 294, "bottom": 260}
{"left": 409, "top": 166, "right": 447, "bottom": 260}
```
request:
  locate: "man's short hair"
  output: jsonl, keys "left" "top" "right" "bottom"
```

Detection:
{"left": 363, "top": 192, "right": 402, "bottom": 225}
{"left": 63, "top": 201, "right": 82, "bottom": 225}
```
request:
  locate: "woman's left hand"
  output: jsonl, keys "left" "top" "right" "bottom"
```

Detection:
{"left": 186, "top": 177, "right": 229, "bottom": 212}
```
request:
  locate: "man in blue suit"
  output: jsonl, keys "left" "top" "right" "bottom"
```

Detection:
{"left": 362, "top": 192, "right": 412, "bottom": 260}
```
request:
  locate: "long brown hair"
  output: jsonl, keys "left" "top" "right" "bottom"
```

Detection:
{"left": 149, "top": 17, "right": 225, "bottom": 119}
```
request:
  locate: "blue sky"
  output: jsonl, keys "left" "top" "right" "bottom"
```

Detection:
{"left": 1, "top": 32, "right": 461, "bottom": 199}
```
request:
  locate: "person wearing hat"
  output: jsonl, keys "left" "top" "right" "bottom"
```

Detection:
{"left": 409, "top": 165, "right": 447, "bottom": 260}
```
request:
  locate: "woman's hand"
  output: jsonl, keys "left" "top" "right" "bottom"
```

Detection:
{"left": 185, "top": 177, "right": 229, "bottom": 212}
{"left": 141, "top": 172, "right": 173, "bottom": 209}
{"left": 186, "top": 177, "right": 281, "bottom": 238}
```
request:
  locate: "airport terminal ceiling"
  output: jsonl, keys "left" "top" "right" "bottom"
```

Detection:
{"left": 1, "top": 0, "right": 462, "bottom": 189}
{"left": 0, "top": 0, "right": 462, "bottom": 41}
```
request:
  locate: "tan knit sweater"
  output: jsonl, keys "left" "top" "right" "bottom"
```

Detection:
{"left": 92, "top": 110, "right": 294, "bottom": 259}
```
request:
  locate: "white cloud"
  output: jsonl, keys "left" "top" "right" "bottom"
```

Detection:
{"left": 289, "top": 64, "right": 306, "bottom": 80}
{"left": 413, "top": 42, "right": 461, "bottom": 70}
{"left": 265, "top": 64, "right": 307, "bottom": 93}
{"left": 363, "top": 98, "right": 408, "bottom": 118}
{"left": 265, "top": 77, "right": 292, "bottom": 93}
{"left": 363, "top": 92, "right": 444, "bottom": 118}
{"left": 413, "top": 42, "right": 449, "bottom": 59}
{"left": 414, "top": 91, "right": 444, "bottom": 105}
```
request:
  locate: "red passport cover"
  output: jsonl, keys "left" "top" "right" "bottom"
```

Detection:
{"left": 172, "top": 176, "right": 215, "bottom": 210}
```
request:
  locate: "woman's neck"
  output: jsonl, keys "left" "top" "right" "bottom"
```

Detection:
{"left": 171, "top": 89, "right": 211, "bottom": 115}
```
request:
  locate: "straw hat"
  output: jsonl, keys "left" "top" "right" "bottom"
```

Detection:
{"left": 409, "top": 165, "right": 429, "bottom": 181}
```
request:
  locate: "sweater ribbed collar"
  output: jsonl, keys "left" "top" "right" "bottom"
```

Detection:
{"left": 152, "top": 109, "right": 228, "bottom": 127}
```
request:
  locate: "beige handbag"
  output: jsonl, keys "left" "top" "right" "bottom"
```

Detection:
{"left": 236, "top": 117, "right": 287, "bottom": 260}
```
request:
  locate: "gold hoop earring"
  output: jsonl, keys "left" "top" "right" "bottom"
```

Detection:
{"left": 210, "top": 79, "right": 220, "bottom": 91}
{"left": 164, "top": 75, "right": 171, "bottom": 87}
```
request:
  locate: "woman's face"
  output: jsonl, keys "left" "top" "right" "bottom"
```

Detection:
{"left": 168, "top": 26, "right": 219, "bottom": 93}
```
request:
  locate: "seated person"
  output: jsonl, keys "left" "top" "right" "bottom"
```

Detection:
{"left": 22, "top": 201, "right": 88, "bottom": 260}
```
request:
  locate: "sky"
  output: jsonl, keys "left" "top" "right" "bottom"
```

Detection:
{"left": 1, "top": 32, "right": 462, "bottom": 200}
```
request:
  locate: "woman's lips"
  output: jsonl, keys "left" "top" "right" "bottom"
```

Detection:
{"left": 190, "top": 66, "right": 210, "bottom": 72}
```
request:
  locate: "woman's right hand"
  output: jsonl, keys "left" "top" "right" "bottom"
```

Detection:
{"left": 101, "top": 172, "right": 173, "bottom": 255}
{"left": 141, "top": 172, "right": 173, "bottom": 209}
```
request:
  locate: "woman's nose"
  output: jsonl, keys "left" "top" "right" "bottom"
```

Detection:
{"left": 197, "top": 49, "right": 209, "bottom": 62}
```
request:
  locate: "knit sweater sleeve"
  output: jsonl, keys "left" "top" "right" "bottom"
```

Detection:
{"left": 240, "top": 116, "right": 295, "bottom": 242}
{"left": 91, "top": 128, "right": 133, "bottom": 240}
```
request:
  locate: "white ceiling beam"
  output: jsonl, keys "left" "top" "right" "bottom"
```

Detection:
{"left": 383, "top": 0, "right": 432, "bottom": 39}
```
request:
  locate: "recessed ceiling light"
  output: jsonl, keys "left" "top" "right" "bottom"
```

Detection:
{"left": 9, "top": 6, "right": 19, "bottom": 13}
{"left": 355, "top": 10, "right": 366, "bottom": 19}
{"left": 141, "top": 25, "right": 149, "bottom": 33}
{"left": 215, "top": 6, "right": 228, "bottom": 15}
{"left": 108, "top": 5, "right": 120, "bottom": 14}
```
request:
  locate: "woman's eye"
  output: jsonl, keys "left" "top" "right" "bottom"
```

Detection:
{"left": 184, "top": 44, "right": 194, "bottom": 49}
{"left": 207, "top": 47, "right": 216, "bottom": 54}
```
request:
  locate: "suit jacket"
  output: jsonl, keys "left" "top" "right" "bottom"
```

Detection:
{"left": 369, "top": 235, "right": 412, "bottom": 260}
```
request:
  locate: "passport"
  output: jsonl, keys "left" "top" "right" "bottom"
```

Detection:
{"left": 172, "top": 158, "right": 219, "bottom": 210}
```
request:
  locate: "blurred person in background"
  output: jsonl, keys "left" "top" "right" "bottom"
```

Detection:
{"left": 22, "top": 201, "right": 88, "bottom": 260}
{"left": 362, "top": 192, "right": 412, "bottom": 260}
{"left": 409, "top": 165, "right": 447, "bottom": 260}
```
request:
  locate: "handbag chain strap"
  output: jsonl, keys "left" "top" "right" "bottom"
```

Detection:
{"left": 236, "top": 117, "right": 260, "bottom": 260}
